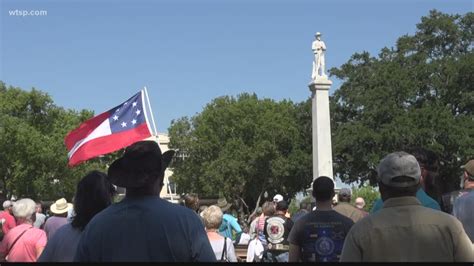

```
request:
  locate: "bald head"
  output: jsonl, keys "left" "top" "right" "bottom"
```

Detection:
{"left": 354, "top": 197, "right": 365, "bottom": 209}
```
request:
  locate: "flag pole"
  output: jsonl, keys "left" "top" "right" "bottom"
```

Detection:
{"left": 143, "top": 86, "right": 158, "bottom": 136}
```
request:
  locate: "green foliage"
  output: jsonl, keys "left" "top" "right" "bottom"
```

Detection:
{"left": 350, "top": 186, "right": 380, "bottom": 212}
{"left": 330, "top": 10, "right": 473, "bottom": 200}
{"left": 168, "top": 93, "right": 312, "bottom": 216}
{"left": 288, "top": 195, "right": 312, "bottom": 216}
{"left": 288, "top": 199, "right": 299, "bottom": 216}
{"left": 0, "top": 82, "right": 112, "bottom": 201}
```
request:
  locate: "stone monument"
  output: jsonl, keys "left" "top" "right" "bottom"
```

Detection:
{"left": 309, "top": 32, "right": 333, "bottom": 181}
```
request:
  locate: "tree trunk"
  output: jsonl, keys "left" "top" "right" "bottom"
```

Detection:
{"left": 247, "top": 190, "right": 264, "bottom": 224}
{"left": 236, "top": 196, "right": 250, "bottom": 225}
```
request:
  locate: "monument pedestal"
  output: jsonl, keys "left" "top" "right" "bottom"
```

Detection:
{"left": 308, "top": 77, "right": 333, "bottom": 180}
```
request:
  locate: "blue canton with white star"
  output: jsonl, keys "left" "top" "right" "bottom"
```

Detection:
{"left": 108, "top": 91, "right": 146, "bottom": 133}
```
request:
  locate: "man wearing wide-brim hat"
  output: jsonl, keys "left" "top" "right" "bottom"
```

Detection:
{"left": 216, "top": 198, "right": 242, "bottom": 244}
{"left": 74, "top": 140, "right": 216, "bottom": 262}
{"left": 216, "top": 198, "right": 232, "bottom": 212}
{"left": 43, "top": 198, "right": 73, "bottom": 240}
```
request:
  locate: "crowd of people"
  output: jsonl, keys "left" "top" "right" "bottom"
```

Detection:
{"left": 0, "top": 141, "right": 472, "bottom": 262}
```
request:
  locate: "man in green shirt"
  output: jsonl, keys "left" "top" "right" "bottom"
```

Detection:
{"left": 341, "top": 152, "right": 473, "bottom": 262}
{"left": 371, "top": 148, "right": 441, "bottom": 213}
{"left": 333, "top": 188, "right": 365, "bottom": 223}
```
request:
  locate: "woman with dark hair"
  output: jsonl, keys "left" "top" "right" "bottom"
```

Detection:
{"left": 38, "top": 171, "right": 116, "bottom": 262}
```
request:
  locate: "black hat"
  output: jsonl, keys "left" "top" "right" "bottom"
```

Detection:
{"left": 108, "top": 141, "right": 175, "bottom": 188}
{"left": 275, "top": 200, "right": 289, "bottom": 211}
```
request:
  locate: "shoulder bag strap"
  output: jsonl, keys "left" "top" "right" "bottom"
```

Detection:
{"left": 6, "top": 226, "right": 32, "bottom": 257}
{"left": 220, "top": 237, "right": 227, "bottom": 261}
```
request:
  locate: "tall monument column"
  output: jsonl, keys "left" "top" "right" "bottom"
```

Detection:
{"left": 309, "top": 32, "right": 334, "bottom": 180}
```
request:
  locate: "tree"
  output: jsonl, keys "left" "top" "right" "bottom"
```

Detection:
{"left": 168, "top": 93, "right": 312, "bottom": 220}
{"left": 0, "top": 82, "right": 112, "bottom": 201}
{"left": 330, "top": 10, "right": 473, "bottom": 201}
{"left": 288, "top": 195, "right": 312, "bottom": 216}
{"left": 350, "top": 186, "right": 380, "bottom": 212}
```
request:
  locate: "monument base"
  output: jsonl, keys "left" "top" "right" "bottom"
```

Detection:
{"left": 308, "top": 76, "right": 333, "bottom": 90}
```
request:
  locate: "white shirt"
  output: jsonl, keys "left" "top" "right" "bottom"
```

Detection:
{"left": 246, "top": 238, "right": 264, "bottom": 262}
{"left": 238, "top": 232, "right": 251, "bottom": 245}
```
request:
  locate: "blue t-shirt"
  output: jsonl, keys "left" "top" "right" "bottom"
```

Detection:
{"left": 74, "top": 196, "right": 216, "bottom": 262}
{"left": 371, "top": 189, "right": 441, "bottom": 213}
{"left": 218, "top": 214, "right": 242, "bottom": 240}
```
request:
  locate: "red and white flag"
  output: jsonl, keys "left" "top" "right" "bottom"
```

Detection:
{"left": 65, "top": 90, "right": 153, "bottom": 166}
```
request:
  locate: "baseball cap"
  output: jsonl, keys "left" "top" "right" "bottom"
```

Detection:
{"left": 273, "top": 194, "right": 284, "bottom": 202}
{"left": 339, "top": 188, "right": 351, "bottom": 197}
{"left": 377, "top": 151, "right": 421, "bottom": 188}
{"left": 462, "top": 160, "right": 474, "bottom": 179}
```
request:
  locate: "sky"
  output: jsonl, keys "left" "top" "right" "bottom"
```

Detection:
{"left": 1, "top": 0, "right": 471, "bottom": 136}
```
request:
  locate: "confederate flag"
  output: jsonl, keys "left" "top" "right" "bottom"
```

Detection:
{"left": 65, "top": 90, "right": 152, "bottom": 166}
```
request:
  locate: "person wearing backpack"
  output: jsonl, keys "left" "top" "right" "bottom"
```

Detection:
{"left": 263, "top": 200, "right": 294, "bottom": 262}
{"left": 216, "top": 198, "right": 242, "bottom": 244}
{"left": 255, "top": 202, "right": 275, "bottom": 250}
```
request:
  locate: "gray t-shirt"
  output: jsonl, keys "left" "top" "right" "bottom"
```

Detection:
{"left": 74, "top": 196, "right": 216, "bottom": 262}
{"left": 44, "top": 216, "right": 68, "bottom": 240}
{"left": 453, "top": 190, "right": 474, "bottom": 243}
{"left": 38, "top": 223, "right": 81, "bottom": 262}
{"left": 209, "top": 237, "right": 238, "bottom": 262}
{"left": 288, "top": 210, "right": 354, "bottom": 262}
